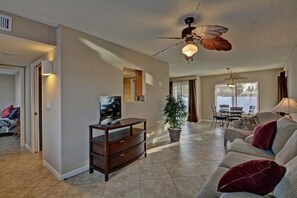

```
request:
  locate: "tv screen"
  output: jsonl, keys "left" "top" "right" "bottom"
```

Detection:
{"left": 99, "top": 96, "right": 121, "bottom": 125}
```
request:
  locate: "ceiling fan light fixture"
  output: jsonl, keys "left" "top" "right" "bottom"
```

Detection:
{"left": 182, "top": 43, "right": 198, "bottom": 57}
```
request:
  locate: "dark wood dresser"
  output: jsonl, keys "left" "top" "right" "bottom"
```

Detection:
{"left": 89, "top": 118, "right": 146, "bottom": 181}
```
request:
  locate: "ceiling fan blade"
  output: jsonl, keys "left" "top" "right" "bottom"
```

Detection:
{"left": 193, "top": 25, "right": 228, "bottom": 39}
{"left": 158, "top": 37, "right": 183, "bottom": 40}
{"left": 153, "top": 41, "right": 184, "bottom": 56}
{"left": 201, "top": 37, "right": 232, "bottom": 51}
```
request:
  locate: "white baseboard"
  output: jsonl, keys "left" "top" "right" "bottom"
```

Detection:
{"left": 60, "top": 165, "right": 89, "bottom": 180}
{"left": 199, "top": 119, "right": 212, "bottom": 122}
{"left": 25, "top": 144, "right": 33, "bottom": 153}
{"left": 43, "top": 160, "right": 89, "bottom": 181}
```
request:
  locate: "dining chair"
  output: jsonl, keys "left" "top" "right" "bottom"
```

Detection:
{"left": 211, "top": 105, "right": 228, "bottom": 128}
{"left": 248, "top": 105, "right": 256, "bottom": 117}
{"left": 219, "top": 104, "right": 230, "bottom": 115}
{"left": 226, "top": 106, "right": 243, "bottom": 127}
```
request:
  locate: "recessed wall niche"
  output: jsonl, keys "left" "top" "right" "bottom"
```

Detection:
{"left": 123, "top": 68, "right": 145, "bottom": 102}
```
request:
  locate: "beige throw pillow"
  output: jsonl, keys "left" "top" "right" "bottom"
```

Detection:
{"left": 272, "top": 117, "right": 297, "bottom": 155}
{"left": 275, "top": 129, "right": 297, "bottom": 165}
{"left": 273, "top": 155, "right": 297, "bottom": 197}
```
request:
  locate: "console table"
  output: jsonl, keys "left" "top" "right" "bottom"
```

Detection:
{"left": 89, "top": 118, "right": 146, "bottom": 181}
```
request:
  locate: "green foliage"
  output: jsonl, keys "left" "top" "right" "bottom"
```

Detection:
{"left": 163, "top": 94, "right": 188, "bottom": 129}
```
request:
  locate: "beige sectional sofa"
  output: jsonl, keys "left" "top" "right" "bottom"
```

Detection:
{"left": 224, "top": 112, "right": 280, "bottom": 146}
{"left": 197, "top": 117, "right": 297, "bottom": 198}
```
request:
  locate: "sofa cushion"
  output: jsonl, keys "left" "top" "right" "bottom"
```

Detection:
{"left": 196, "top": 167, "right": 229, "bottom": 198}
{"left": 224, "top": 128, "right": 252, "bottom": 143}
{"left": 274, "top": 155, "right": 297, "bottom": 197}
{"left": 252, "top": 121, "right": 277, "bottom": 149}
{"left": 1, "top": 105, "right": 13, "bottom": 118}
{"left": 275, "top": 129, "right": 297, "bottom": 165}
{"left": 218, "top": 160, "right": 286, "bottom": 195}
{"left": 228, "top": 139, "right": 275, "bottom": 159}
{"left": 272, "top": 117, "right": 297, "bottom": 155}
{"left": 239, "top": 116, "right": 259, "bottom": 130}
{"left": 256, "top": 112, "right": 280, "bottom": 124}
{"left": 220, "top": 151, "right": 266, "bottom": 169}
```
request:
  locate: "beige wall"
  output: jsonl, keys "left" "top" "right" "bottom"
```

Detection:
{"left": 284, "top": 46, "right": 297, "bottom": 120}
{"left": 201, "top": 68, "right": 282, "bottom": 120}
{"left": 0, "top": 74, "right": 15, "bottom": 112}
{"left": 49, "top": 26, "right": 169, "bottom": 175}
{"left": 0, "top": 10, "right": 56, "bottom": 45}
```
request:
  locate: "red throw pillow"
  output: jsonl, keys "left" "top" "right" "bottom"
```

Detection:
{"left": 1, "top": 105, "right": 13, "bottom": 118}
{"left": 218, "top": 160, "right": 286, "bottom": 195}
{"left": 252, "top": 121, "right": 277, "bottom": 149}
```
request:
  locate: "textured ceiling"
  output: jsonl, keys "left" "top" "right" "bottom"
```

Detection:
{"left": 0, "top": 0, "right": 296, "bottom": 76}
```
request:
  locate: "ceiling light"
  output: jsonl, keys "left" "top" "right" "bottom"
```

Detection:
{"left": 182, "top": 43, "right": 198, "bottom": 58}
{"left": 224, "top": 68, "right": 247, "bottom": 87}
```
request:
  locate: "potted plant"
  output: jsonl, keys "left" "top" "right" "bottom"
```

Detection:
{"left": 163, "top": 94, "right": 188, "bottom": 142}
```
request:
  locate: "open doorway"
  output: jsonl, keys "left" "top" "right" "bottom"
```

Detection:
{"left": 0, "top": 66, "right": 25, "bottom": 148}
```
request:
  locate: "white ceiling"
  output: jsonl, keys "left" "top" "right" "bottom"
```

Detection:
{"left": 0, "top": 34, "right": 55, "bottom": 67}
{"left": 0, "top": 0, "right": 296, "bottom": 76}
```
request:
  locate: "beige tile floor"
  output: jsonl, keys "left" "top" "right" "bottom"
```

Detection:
{"left": 0, "top": 121, "right": 227, "bottom": 198}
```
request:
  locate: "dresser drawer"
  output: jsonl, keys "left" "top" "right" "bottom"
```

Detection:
{"left": 110, "top": 143, "right": 145, "bottom": 170}
{"left": 109, "top": 131, "right": 144, "bottom": 155}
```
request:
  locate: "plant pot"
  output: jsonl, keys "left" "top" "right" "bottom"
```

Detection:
{"left": 168, "top": 128, "right": 182, "bottom": 142}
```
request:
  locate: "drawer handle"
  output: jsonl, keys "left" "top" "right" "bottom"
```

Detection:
{"left": 120, "top": 153, "right": 125, "bottom": 157}
{"left": 119, "top": 140, "right": 125, "bottom": 143}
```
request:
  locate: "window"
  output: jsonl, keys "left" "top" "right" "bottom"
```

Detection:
{"left": 215, "top": 82, "right": 259, "bottom": 113}
{"left": 172, "top": 81, "right": 189, "bottom": 111}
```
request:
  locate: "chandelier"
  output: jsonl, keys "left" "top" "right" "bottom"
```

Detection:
{"left": 224, "top": 68, "right": 247, "bottom": 87}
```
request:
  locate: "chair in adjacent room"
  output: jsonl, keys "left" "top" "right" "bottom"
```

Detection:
{"left": 211, "top": 105, "right": 228, "bottom": 127}
{"left": 226, "top": 106, "right": 243, "bottom": 127}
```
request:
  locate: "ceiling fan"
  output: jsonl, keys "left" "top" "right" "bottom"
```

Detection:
{"left": 153, "top": 17, "right": 232, "bottom": 61}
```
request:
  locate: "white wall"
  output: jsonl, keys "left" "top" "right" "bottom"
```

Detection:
{"left": 41, "top": 25, "right": 169, "bottom": 176}
{"left": 201, "top": 68, "right": 282, "bottom": 120}
{"left": 15, "top": 71, "right": 21, "bottom": 107}
{"left": 0, "top": 74, "right": 15, "bottom": 112}
{"left": 284, "top": 46, "right": 297, "bottom": 120}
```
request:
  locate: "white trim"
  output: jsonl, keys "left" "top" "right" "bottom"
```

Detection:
{"left": 60, "top": 165, "right": 89, "bottom": 180}
{"left": 25, "top": 143, "right": 33, "bottom": 153}
{"left": 30, "top": 58, "right": 43, "bottom": 153}
{"left": 199, "top": 119, "right": 212, "bottom": 122}
{"left": 43, "top": 160, "right": 62, "bottom": 180}
{"left": 43, "top": 160, "right": 89, "bottom": 181}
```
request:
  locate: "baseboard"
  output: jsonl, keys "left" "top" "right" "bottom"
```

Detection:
{"left": 60, "top": 164, "right": 89, "bottom": 180}
{"left": 199, "top": 119, "right": 212, "bottom": 122}
{"left": 43, "top": 160, "right": 89, "bottom": 181}
{"left": 43, "top": 160, "right": 63, "bottom": 180}
{"left": 25, "top": 143, "right": 33, "bottom": 153}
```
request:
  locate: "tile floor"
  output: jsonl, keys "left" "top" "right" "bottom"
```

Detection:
{"left": 0, "top": 121, "right": 227, "bottom": 198}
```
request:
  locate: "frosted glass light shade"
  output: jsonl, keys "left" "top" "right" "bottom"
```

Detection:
{"left": 182, "top": 43, "right": 198, "bottom": 57}
{"left": 272, "top": 98, "right": 297, "bottom": 113}
{"left": 42, "top": 60, "right": 53, "bottom": 76}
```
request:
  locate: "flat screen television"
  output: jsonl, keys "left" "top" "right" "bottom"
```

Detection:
{"left": 99, "top": 96, "right": 121, "bottom": 125}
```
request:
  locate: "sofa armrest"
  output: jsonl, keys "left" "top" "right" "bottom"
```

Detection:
{"left": 245, "top": 135, "right": 254, "bottom": 144}
{"left": 233, "top": 120, "right": 241, "bottom": 128}
{"left": 220, "top": 192, "right": 266, "bottom": 198}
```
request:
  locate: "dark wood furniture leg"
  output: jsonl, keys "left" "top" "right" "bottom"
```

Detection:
{"left": 104, "top": 128, "right": 109, "bottom": 181}
{"left": 89, "top": 126, "right": 94, "bottom": 173}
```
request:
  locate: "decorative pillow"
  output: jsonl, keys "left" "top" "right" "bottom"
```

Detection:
{"left": 8, "top": 107, "right": 20, "bottom": 120}
{"left": 1, "top": 105, "right": 13, "bottom": 118}
{"left": 240, "top": 116, "right": 259, "bottom": 130}
{"left": 275, "top": 129, "right": 297, "bottom": 165}
{"left": 274, "top": 155, "right": 297, "bottom": 197}
{"left": 272, "top": 117, "right": 297, "bottom": 155}
{"left": 252, "top": 121, "right": 277, "bottom": 149}
{"left": 218, "top": 160, "right": 286, "bottom": 195}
